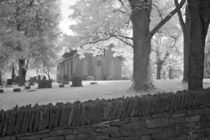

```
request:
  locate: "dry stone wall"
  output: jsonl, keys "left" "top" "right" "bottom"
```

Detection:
{"left": 1, "top": 89, "right": 210, "bottom": 139}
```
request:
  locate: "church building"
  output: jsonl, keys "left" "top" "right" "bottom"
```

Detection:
{"left": 56, "top": 45, "right": 122, "bottom": 83}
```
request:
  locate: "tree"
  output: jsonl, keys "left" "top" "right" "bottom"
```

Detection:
{"left": 67, "top": 0, "right": 186, "bottom": 91}
{"left": 188, "top": 0, "right": 210, "bottom": 90}
{"left": 151, "top": 30, "right": 182, "bottom": 80}
{"left": 174, "top": 0, "right": 190, "bottom": 82}
{"left": 152, "top": 34, "right": 170, "bottom": 79}
{"left": 0, "top": 0, "right": 61, "bottom": 85}
{"left": 30, "top": 39, "right": 59, "bottom": 80}
{"left": 128, "top": 0, "right": 185, "bottom": 91}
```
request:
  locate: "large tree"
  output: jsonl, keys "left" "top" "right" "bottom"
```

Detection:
{"left": 128, "top": 0, "right": 185, "bottom": 91}
{"left": 188, "top": 0, "right": 210, "bottom": 90}
{"left": 152, "top": 32, "right": 181, "bottom": 80}
{"left": 0, "top": 0, "right": 61, "bottom": 85}
{"left": 67, "top": 0, "right": 185, "bottom": 91}
{"left": 174, "top": 0, "right": 190, "bottom": 82}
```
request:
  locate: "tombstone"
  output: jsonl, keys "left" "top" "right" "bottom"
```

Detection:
{"left": 13, "top": 88, "right": 21, "bottom": 92}
{"left": 25, "top": 86, "right": 30, "bottom": 89}
{"left": 59, "top": 84, "right": 65, "bottom": 88}
{"left": 71, "top": 75, "right": 83, "bottom": 87}
{"left": 42, "top": 76, "right": 47, "bottom": 81}
{"left": 0, "top": 89, "right": 4, "bottom": 93}
{"left": 37, "top": 75, "right": 41, "bottom": 83}
{"left": 6, "top": 79, "right": 13, "bottom": 86}
{"left": 29, "top": 77, "right": 37, "bottom": 86}
{"left": 38, "top": 76, "right": 52, "bottom": 89}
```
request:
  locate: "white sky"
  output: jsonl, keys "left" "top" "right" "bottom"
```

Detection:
{"left": 59, "top": 0, "right": 77, "bottom": 35}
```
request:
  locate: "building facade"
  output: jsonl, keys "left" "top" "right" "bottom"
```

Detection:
{"left": 56, "top": 47, "right": 122, "bottom": 82}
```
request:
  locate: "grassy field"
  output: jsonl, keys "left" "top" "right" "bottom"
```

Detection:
{"left": 0, "top": 79, "right": 210, "bottom": 110}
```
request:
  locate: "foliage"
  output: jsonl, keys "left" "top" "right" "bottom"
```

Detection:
{"left": 65, "top": 0, "right": 185, "bottom": 83}
{"left": 0, "top": 0, "right": 61, "bottom": 78}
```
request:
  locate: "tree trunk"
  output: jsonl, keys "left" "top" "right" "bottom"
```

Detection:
{"left": 176, "top": 2, "right": 190, "bottom": 82}
{"left": 18, "top": 59, "right": 27, "bottom": 86}
{"left": 183, "top": 29, "right": 190, "bottom": 82}
{"left": 168, "top": 66, "right": 173, "bottom": 79}
{"left": 188, "top": 0, "right": 210, "bottom": 90}
{"left": 11, "top": 65, "right": 16, "bottom": 84}
{"left": 156, "top": 62, "right": 162, "bottom": 80}
{"left": 130, "top": 3, "right": 152, "bottom": 91}
{"left": 0, "top": 70, "right": 2, "bottom": 85}
{"left": 128, "top": 0, "right": 185, "bottom": 91}
{"left": 182, "top": 5, "right": 190, "bottom": 82}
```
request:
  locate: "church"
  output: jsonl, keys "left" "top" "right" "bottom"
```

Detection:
{"left": 56, "top": 45, "right": 122, "bottom": 83}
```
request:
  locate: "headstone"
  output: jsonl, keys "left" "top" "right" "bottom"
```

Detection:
{"left": 29, "top": 77, "right": 37, "bottom": 86}
{"left": 13, "top": 88, "right": 21, "bottom": 92}
{"left": 59, "top": 84, "right": 64, "bottom": 88}
{"left": 37, "top": 75, "right": 41, "bottom": 83}
{"left": 0, "top": 89, "right": 4, "bottom": 93}
{"left": 38, "top": 76, "right": 52, "bottom": 89}
{"left": 6, "top": 79, "right": 12, "bottom": 85}
{"left": 25, "top": 86, "right": 30, "bottom": 90}
{"left": 71, "top": 75, "right": 83, "bottom": 87}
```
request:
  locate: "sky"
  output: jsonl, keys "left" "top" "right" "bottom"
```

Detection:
{"left": 59, "top": 0, "right": 77, "bottom": 35}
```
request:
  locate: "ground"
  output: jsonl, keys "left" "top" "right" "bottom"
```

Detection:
{"left": 1, "top": 79, "right": 210, "bottom": 110}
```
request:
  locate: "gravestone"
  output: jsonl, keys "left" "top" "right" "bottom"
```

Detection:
{"left": 59, "top": 84, "right": 64, "bottom": 88}
{"left": 38, "top": 76, "right": 52, "bottom": 89}
{"left": 0, "top": 89, "right": 4, "bottom": 93}
{"left": 29, "top": 77, "right": 37, "bottom": 86}
{"left": 25, "top": 86, "right": 30, "bottom": 89}
{"left": 13, "top": 88, "right": 21, "bottom": 92}
{"left": 6, "top": 79, "right": 13, "bottom": 85}
{"left": 71, "top": 75, "right": 83, "bottom": 87}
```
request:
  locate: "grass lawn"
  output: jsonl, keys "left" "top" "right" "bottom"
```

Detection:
{"left": 0, "top": 79, "right": 210, "bottom": 110}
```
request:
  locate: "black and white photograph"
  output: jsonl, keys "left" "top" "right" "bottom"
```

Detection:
{"left": 0, "top": 0, "right": 210, "bottom": 139}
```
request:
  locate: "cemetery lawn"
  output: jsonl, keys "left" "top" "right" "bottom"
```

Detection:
{"left": 1, "top": 79, "right": 210, "bottom": 110}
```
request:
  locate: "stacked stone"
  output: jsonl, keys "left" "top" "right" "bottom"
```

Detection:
{"left": 1, "top": 105, "right": 210, "bottom": 140}
{"left": 0, "top": 88, "right": 210, "bottom": 137}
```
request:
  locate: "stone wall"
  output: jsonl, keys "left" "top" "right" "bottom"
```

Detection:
{"left": 1, "top": 89, "right": 210, "bottom": 139}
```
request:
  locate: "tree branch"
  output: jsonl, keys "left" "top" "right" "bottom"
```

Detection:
{"left": 109, "top": 33, "right": 133, "bottom": 40}
{"left": 150, "top": 0, "right": 186, "bottom": 36}
{"left": 152, "top": 4, "right": 163, "bottom": 20}
{"left": 113, "top": 9, "right": 126, "bottom": 14}
{"left": 107, "top": 32, "right": 133, "bottom": 46}
{"left": 82, "top": 36, "right": 113, "bottom": 46}
{"left": 82, "top": 33, "right": 133, "bottom": 47}
{"left": 174, "top": 0, "right": 185, "bottom": 30}
{"left": 111, "top": 35, "right": 133, "bottom": 47}
{"left": 156, "top": 31, "right": 178, "bottom": 40}
{"left": 118, "top": 0, "right": 124, "bottom": 6}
